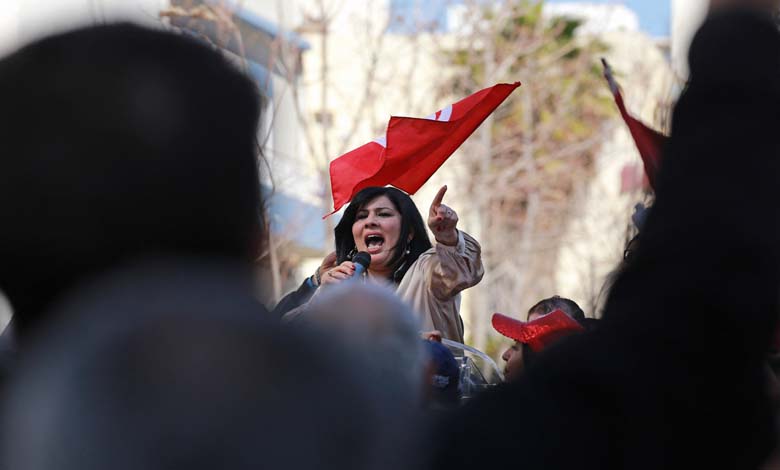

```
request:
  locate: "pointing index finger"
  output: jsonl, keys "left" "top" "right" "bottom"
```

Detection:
{"left": 430, "top": 185, "right": 448, "bottom": 214}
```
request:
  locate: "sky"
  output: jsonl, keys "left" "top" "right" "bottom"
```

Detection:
{"left": 547, "top": 0, "right": 671, "bottom": 37}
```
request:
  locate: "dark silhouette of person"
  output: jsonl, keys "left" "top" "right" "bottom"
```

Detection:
{"left": 1, "top": 261, "right": 402, "bottom": 470}
{"left": 0, "top": 23, "right": 264, "bottom": 345}
{"left": 0, "top": 24, "right": 427, "bottom": 469}
{"left": 431, "top": 7, "right": 780, "bottom": 469}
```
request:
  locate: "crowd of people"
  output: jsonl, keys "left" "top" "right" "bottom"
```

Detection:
{"left": 0, "top": 0, "right": 779, "bottom": 468}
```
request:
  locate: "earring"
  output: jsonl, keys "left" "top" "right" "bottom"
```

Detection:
{"left": 348, "top": 247, "right": 357, "bottom": 259}
{"left": 393, "top": 246, "right": 412, "bottom": 283}
{"left": 402, "top": 241, "right": 411, "bottom": 257}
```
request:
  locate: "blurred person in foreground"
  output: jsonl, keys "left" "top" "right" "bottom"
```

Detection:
{"left": 2, "top": 263, "right": 398, "bottom": 470}
{"left": 0, "top": 24, "right": 263, "bottom": 351}
{"left": 431, "top": 2, "right": 780, "bottom": 469}
{"left": 296, "top": 282, "right": 425, "bottom": 402}
{"left": 283, "top": 185, "right": 484, "bottom": 342}
{"left": 290, "top": 282, "right": 430, "bottom": 468}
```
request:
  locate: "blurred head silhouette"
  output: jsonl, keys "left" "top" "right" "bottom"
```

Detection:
{"left": 1, "top": 261, "right": 391, "bottom": 470}
{"left": 0, "top": 23, "right": 263, "bottom": 340}
{"left": 292, "top": 282, "right": 427, "bottom": 468}
{"left": 526, "top": 295, "right": 586, "bottom": 322}
{"left": 296, "top": 282, "right": 425, "bottom": 404}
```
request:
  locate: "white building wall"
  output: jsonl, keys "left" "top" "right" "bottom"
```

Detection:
{"left": 671, "top": 0, "right": 709, "bottom": 81}
{"left": 13, "top": 0, "right": 165, "bottom": 48}
{"left": 0, "top": 3, "right": 21, "bottom": 57}
{"left": 242, "top": 0, "right": 315, "bottom": 204}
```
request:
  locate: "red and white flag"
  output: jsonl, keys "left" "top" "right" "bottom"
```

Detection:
{"left": 602, "top": 58, "right": 668, "bottom": 191}
{"left": 327, "top": 82, "right": 521, "bottom": 216}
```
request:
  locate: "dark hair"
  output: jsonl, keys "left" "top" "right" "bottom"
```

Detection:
{"left": 622, "top": 233, "right": 641, "bottom": 263}
{"left": 527, "top": 295, "right": 586, "bottom": 323}
{"left": 0, "top": 24, "right": 263, "bottom": 337}
{"left": 594, "top": 233, "right": 641, "bottom": 318}
{"left": 334, "top": 187, "right": 432, "bottom": 283}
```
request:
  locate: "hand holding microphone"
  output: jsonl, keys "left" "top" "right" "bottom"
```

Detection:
{"left": 319, "top": 252, "right": 371, "bottom": 287}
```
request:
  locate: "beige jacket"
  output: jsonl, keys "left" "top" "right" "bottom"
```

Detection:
{"left": 283, "top": 230, "right": 483, "bottom": 343}
{"left": 396, "top": 230, "right": 483, "bottom": 342}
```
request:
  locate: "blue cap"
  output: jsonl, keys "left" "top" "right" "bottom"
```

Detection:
{"left": 422, "top": 340, "right": 459, "bottom": 391}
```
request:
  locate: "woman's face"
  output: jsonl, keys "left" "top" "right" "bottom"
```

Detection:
{"left": 352, "top": 195, "right": 403, "bottom": 274}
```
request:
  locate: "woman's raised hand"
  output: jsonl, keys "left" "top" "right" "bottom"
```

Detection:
{"left": 428, "top": 185, "right": 459, "bottom": 246}
{"left": 320, "top": 260, "right": 356, "bottom": 287}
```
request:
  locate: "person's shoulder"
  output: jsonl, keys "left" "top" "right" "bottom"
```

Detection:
{"left": 411, "top": 247, "right": 438, "bottom": 266}
{"left": 395, "top": 247, "right": 437, "bottom": 289}
{"left": 271, "top": 278, "right": 317, "bottom": 318}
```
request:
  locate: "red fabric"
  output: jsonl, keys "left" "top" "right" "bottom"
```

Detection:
{"left": 491, "top": 310, "right": 585, "bottom": 352}
{"left": 602, "top": 59, "right": 668, "bottom": 191}
{"left": 328, "top": 141, "right": 386, "bottom": 216}
{"left": 327, "top": 82, "right": 521, "bottom": 216}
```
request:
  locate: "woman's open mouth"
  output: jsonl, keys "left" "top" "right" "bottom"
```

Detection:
{"left": 364, "top": 234, "right": 385, "bottom": 254}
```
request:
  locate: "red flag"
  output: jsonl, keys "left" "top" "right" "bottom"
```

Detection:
{"left": 327, "top": 82, "right": 521, "bottom": 216}
{"left": 602, "top": 58, "right": 668, "bottom": 191}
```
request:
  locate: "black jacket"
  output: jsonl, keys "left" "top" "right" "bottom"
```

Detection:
{"left": 271, "top": 279, "right": 317, "bottom": 318}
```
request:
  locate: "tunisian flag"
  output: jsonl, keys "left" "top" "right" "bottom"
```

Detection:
{"left": 602, "top": 59, "right": 668, "bottom": 191}
{"left": 327, "top": 82, "right": 521, "bottom": 215}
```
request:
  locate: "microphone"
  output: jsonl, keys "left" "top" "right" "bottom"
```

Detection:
{"left": 351, "top": 252, "right": 371, "bottom": 280}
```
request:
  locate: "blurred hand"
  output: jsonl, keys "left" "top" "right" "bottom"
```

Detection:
{"left": 427, "top": 185, "right": 459, "bottom": 246}
{"left": 315, "top": 251, "right": 338, "bottom": 285}
{"left": 320, "top": 260, "right": 355, "bottom": 287}
{"left": 421, "top": 330, "right": 443, "bottom": 342}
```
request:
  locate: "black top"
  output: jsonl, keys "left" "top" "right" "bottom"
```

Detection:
{"left": 271, "top": 279, "right": 317, "bottom": 318}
